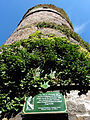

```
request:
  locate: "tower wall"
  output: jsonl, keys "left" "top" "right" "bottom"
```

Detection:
{"left": 5, "top": 5, "right": 73, "bottom": 45}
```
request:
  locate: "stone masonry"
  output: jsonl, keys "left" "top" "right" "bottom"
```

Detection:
{"left": 5, "top": 6, "right": 73, "bottom": 45}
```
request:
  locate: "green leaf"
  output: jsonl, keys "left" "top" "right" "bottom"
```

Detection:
{"left": 41, "top": 81, "right": 50, "bottom": 89}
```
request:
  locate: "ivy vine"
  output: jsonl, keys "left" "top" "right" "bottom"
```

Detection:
{"left": 0, "top": 31, "right": 90, "bottom": 118}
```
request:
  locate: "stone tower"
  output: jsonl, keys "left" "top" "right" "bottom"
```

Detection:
{"left": 3, "top": 4, "right": 90, "bottom": 120}
{"left": 5, "top": 4, "right": 80, "bottom": 45}
{"left": 4, "top": 4, "right": 90, "bottom": 53}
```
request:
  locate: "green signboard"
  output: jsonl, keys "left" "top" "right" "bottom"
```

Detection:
{"left": 23, "top": 91, "right": 67, "bottom": 114}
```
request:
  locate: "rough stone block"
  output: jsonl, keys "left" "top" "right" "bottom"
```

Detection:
{"left": 77, "top": 116, "right": 90, "bottom": 120}
{"left": 68, "top": 114, "right": 77, "bottom": 120}
{"left": 14, "top": 112, "right": 22, "bottom": 120}
{"left": 9, "top": 118, "right": 15, "bottom": 120}
{"left": 67, "top": 101, "right": 78, "bottom": 114}
{"left": 2, "top": 118, "right": 8, "bottom": 120}
{"left": 77, "top": 104, "right": 86, "bottom": 114}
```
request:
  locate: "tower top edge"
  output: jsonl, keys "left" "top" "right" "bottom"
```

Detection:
{"left": 18, "top": 4, "right": 73, "bottom": 30}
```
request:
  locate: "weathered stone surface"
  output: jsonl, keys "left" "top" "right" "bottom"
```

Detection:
{"left": 24, "top": 7, "right": 71, "bottom": 29}
{"left": 2, "top": 118, "right": 8, "bottom": 120}
{"left": 8, "top": 112, "right": 22, "bottom": 120}
{"left": 84, "top": 116, "right": 90, "bottom": 120}
{"left": 77, "top": 116, "right": 84, "bottom": 120}
{"left": 68, "top": 114, "right": 77, "bottom": 120}
{"left": 5, "top": 27, "right": 37, "bottom": 44}
{"left": 5, "top": 27, "right": 67, "bottom": 45}
{"left": 14, "top": 112, "right": 22, "bottom": 120}
{"left": 77, "top": 104, "right": 86, "bottom": 114}
{"left": 77, "top": 116, "right": 90, "bottom": 120}
{"left": 39, "top": 28, "right": 67, "bottom": 38}
{"left": 67, "top": 101, "right": 78, "bottom": 114}
{"left": 66, "top": 91, "right": 90, "bottom": 120}
{"left": 4, "top": 6, "right": 73, "bottom": 45}
{"left": 9, "top": 118, "right": 14, "bottom": 120}
{"left": 67, "top": 102, "right": 86, "bottom": 115}
{"left": 18, "top": 8, "right": 71, "bottom": 29}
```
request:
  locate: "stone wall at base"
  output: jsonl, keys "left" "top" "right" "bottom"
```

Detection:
{"left": 66, "top": 91, "right": 90, "bottom": 120}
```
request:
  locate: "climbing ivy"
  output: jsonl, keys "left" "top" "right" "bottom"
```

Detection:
{"left": 36, "top": 22, "right": 90, "bottom": 52}
{"left": 0, "top": 31, "right": 90, "bottom": 118}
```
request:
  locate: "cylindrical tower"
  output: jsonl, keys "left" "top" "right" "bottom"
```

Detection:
{"left": 4, "top": 4, "right": 89, "bottom": 52}
{"left": 5, "top": 4, "right": 74, "bottom": 45}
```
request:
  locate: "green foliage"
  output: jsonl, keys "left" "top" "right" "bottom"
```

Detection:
{"left": 41, "top": 81, "right": 50, "bottom": 89}
{"left": 36, "top": 22, "right": 90, "bottom": 52}
{"left": 0, "top": 31, "right": 90, "bottom": 117}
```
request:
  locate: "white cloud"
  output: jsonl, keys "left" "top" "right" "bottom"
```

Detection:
{"left": 74, "top": 21, "right": 89, "bottom": 34}
{"left": 74, "top": 23, "right": 86, "bottom": 34}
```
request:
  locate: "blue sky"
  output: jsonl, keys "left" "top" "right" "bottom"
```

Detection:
{"left": 0, "top": 0, "right": 90, "bottom": 46}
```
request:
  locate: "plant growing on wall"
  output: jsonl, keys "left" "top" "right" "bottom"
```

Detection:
{"left": 0, "top": 31, "right": 90, "bottom": 118}
{"left": 36, "top": 22, "right": 90, "bottom": 52}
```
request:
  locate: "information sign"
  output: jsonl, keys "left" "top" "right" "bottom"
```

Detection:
{"left": 23, "top": 91, "right": 67, "bottom": 114}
